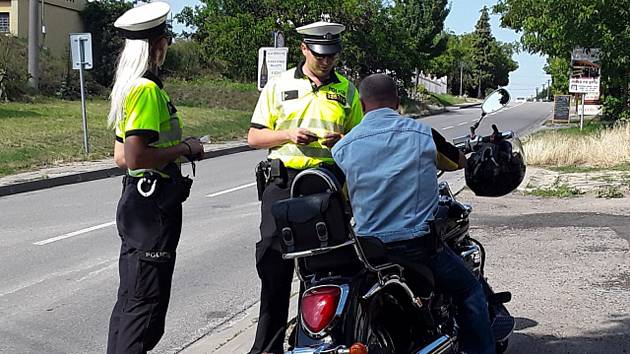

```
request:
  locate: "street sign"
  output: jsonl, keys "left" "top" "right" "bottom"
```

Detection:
{"left": 571, "top": 47, "right": 600, "bottom": 63}
{"left": 569, "top": 77, "right": 600, "bottom": 94}
{"left": 569, "top": 47, "right": 602, "bottom": 123}
{"left": 257, "top": 47, "right": 288, "bottom": 91}
{"left": 69, "top": 33, "right": 93, "bottom": 70}
{"left": 69, "top": 33, "right": 93, "bottom": 154}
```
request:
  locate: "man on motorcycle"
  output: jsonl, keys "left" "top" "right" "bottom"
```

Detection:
{"left": 331, "top": 74, "right": 495, "bottom": 354}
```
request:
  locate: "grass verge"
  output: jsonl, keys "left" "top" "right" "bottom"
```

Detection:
{"left": 0, "top": 98, "right": 251, "bottom": 177}
{"left": 523, "top": 121, "right": 630, "bottom": 168}
{"left": 429, "top": 93, "right": 468, "bottom": 106}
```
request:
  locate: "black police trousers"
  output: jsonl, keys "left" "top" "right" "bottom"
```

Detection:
{"left": 107, "top": 176, "right": 183, "bottom": 354}
{"left": 249, "top": 169, "right": 298, "bottom": 354}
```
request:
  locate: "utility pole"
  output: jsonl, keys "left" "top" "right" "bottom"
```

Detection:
{"left": 542, "top": 84, "right": 546, "bottom": 101}
{"left": 547, "top": 79, "right": 551, "bottom": 101}
{"left": 28, "top": 0, "right": 40, "bottom": 90}
{"left": 535, "top": 87, "right": 539, "bottom": 101}
{"left": 459, "top": 62, "right": 463, "bottom": 96}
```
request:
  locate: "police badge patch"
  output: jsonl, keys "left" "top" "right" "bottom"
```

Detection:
{"left": 326, "top": 92, "right": 347, "bottom": 105}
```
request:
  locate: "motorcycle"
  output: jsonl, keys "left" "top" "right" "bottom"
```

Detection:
{"left": 274, "top": 88, "right": 518, "bottom": 354}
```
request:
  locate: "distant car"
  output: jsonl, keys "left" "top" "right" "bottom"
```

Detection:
{"left": 515, "top": 97, "right": 526, "bottom": 102}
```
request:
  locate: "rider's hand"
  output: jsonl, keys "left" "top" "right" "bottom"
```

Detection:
{"left": 182, "top": 137, "right": 204, "bottom": 160}
{"left": 321, "top": 132, "right": 343, "bottom": 148}
{"left": 288, "top": 128, "right": 318, "bottom": 145}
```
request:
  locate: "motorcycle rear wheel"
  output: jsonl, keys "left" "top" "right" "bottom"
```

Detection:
{"left": 366, "top": 323, "right": 396, "bottom": 354}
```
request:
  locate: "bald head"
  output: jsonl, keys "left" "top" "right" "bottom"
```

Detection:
{"left": 359, "top": 74, "right": 400, "bottom": 113}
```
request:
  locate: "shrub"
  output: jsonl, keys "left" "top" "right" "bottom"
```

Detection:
{"left": 602, "top": 95, "right": 630, "bottom": 122}
{"left": 0, "top": 35, "right": 29, "bottom": 101}
{"left": 162, "top": 39, "right": 213, "bottom": 80}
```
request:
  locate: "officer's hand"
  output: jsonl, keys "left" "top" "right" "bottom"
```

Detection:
{"left": 288, "top": 128, "right": 318, "bottom": 145}
{"left": 321, "top": 132, "right": 343, "bottom": 148}
{"left": 183, "top": 137, "right": 204, "bottom": 160}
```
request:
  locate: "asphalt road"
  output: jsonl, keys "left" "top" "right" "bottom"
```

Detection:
{"left": 0, "top": 102, "right": 552, "bottom": 353}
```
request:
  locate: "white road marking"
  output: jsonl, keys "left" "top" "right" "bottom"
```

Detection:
{"left": 34, "top": 221, "right": 116, "bottom": 246}
{"left": 457, "top": 121, "right": 468, "bottom": 126}
{"left": 76, "top": 261, "right": 118, "bottom": 282}
{"left": 206, "top": 182, "right": 257, "bottom": 198}
{"left": 488, "top": 102, "right": 525, "bottom": 116}
{"left": 443, "top": 125, "right": 454, "bottom": 130}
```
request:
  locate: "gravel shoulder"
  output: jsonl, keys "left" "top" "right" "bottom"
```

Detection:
{"left": 458, "top": 180, "right": 630, "bottom": 353}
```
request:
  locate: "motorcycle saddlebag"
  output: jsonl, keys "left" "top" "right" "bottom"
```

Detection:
{"left": 271, "top": 191, "right": 349, "bottom": 254}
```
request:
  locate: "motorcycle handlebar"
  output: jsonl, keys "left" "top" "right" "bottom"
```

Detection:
{"left": 453, "top": 130, "right": 514, "bottom": 154}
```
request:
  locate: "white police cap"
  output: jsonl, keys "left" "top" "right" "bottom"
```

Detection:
{"left": 114, "top": 2, "right": 170, "bottom": 40}
{"left": 296, "top": 21, "right": 345, "bottom": 55}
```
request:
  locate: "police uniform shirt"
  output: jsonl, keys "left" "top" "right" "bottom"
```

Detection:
{"left": 115, "top": 72, "right": 183, "bottom": 177}
{"left": 251, "top": 62, "right": 363, "bottom": 170}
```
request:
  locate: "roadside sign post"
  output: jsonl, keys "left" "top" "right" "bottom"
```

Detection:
{"left": 581, "top": 93, "right": 585, "bottom": 130}
{"left": 69, "top": 33, "right": 93, "bottom": 154}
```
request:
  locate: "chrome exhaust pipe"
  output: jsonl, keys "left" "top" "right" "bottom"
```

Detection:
{"left": 416, "top": 335, "right": 454, "bottom": 354}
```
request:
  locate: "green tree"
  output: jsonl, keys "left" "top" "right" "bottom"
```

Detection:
{"left": 80, "top": 0, "right": 133, "bottom": 87}
{"left": 428, "top": 33, "right": 474, "bottom": 96}
{"left": 471, "top": 6, "right": 494, "bottom": 98}
{"left": 430, "top": 31, "right": 517, "bottom": 97}
{"left": 177, "top": 0, "right": 450, "bottom": 90}
{"left": 487, "top": 40, "right": 518, "bottom": 89}
{"left": 543, "top": 57, "right": 570, "bottom": 95}
{"left": 494, "top": 0, "right": 630, "bottom": 120}
{"left": 393, "top": 0, "right": 450, "bottom": 90}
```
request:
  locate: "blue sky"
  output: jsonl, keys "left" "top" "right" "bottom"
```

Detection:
{"left": 164, "top": 0, "right": 549, "bottom": 98}
{"left": 444, "top": 0, "right": 550, "bottom": 98}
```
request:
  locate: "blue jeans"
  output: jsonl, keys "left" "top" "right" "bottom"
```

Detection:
{"left": 384, "top": 237, "right": 495, "bottom": 354}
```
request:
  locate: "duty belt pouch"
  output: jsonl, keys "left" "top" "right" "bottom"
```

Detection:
{"left": 174, "top": 175, "right": 193, "bottom": 203}
{"left": 255, "top": 160, "right": 271, "bottom": 201}
{"left": 165, "top": 162, "right": 193, "bottom": 204}
{"left": 271, "top": 192, "right": 348, "bottom": 254}
{"left": 269, "top": 159, "right": 288, "bottom": 188}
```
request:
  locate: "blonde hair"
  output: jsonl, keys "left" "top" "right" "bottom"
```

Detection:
{"left": 107, "top": 39, "right": 150, "bottom": 128}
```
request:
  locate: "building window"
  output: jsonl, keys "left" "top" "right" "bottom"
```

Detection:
{"left": 0, "top": 13, "right": 9, "bottom": 33}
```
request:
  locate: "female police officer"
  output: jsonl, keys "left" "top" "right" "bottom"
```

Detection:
{"left": 106, "top": 3, "right": 204, "bottom": 353}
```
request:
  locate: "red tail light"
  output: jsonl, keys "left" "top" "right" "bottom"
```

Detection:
{"left": 301, "top": 286, "right": 341, "bottom": 334}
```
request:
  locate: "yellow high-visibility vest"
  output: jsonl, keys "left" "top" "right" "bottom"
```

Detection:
{"left": 115, "top": 74, "right": 183, "bottom": 177}
{"left": 251, "top": 63, "right": 363, "bottom": 169}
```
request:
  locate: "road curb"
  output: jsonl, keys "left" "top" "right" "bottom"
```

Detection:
{"left": 454, "top": 102, "right": 482, "bottom": 109}
{"left": 0, "top": 145, "right": 253, "bottom": 198}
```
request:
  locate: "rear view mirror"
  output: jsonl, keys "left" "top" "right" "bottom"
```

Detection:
{"left": 481, "top": 88, "right": 511, "bottom": 115}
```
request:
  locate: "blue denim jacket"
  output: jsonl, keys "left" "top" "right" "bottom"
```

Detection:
{"left": 332, "top": 108, "right": 438, "bottom": 242}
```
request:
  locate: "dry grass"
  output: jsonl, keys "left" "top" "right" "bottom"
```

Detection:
{"left": 524, "top": 123, "right": 630, "bottom": 167}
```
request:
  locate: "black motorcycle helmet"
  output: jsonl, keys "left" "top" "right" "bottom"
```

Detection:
{"left": 465, "top": 137, "right": 526, "bottom": 197}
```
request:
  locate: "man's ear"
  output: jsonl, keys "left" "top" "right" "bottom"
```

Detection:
{"left": 300, "top": 42, "right": 309, "bottom": 56}
{"left": 393, "top": 97, "right": 400, "bottom": 111}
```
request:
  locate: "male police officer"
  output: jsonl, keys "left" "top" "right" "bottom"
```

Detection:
{"left": 247, "top": 21, "right": 363, "bottom": 354}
